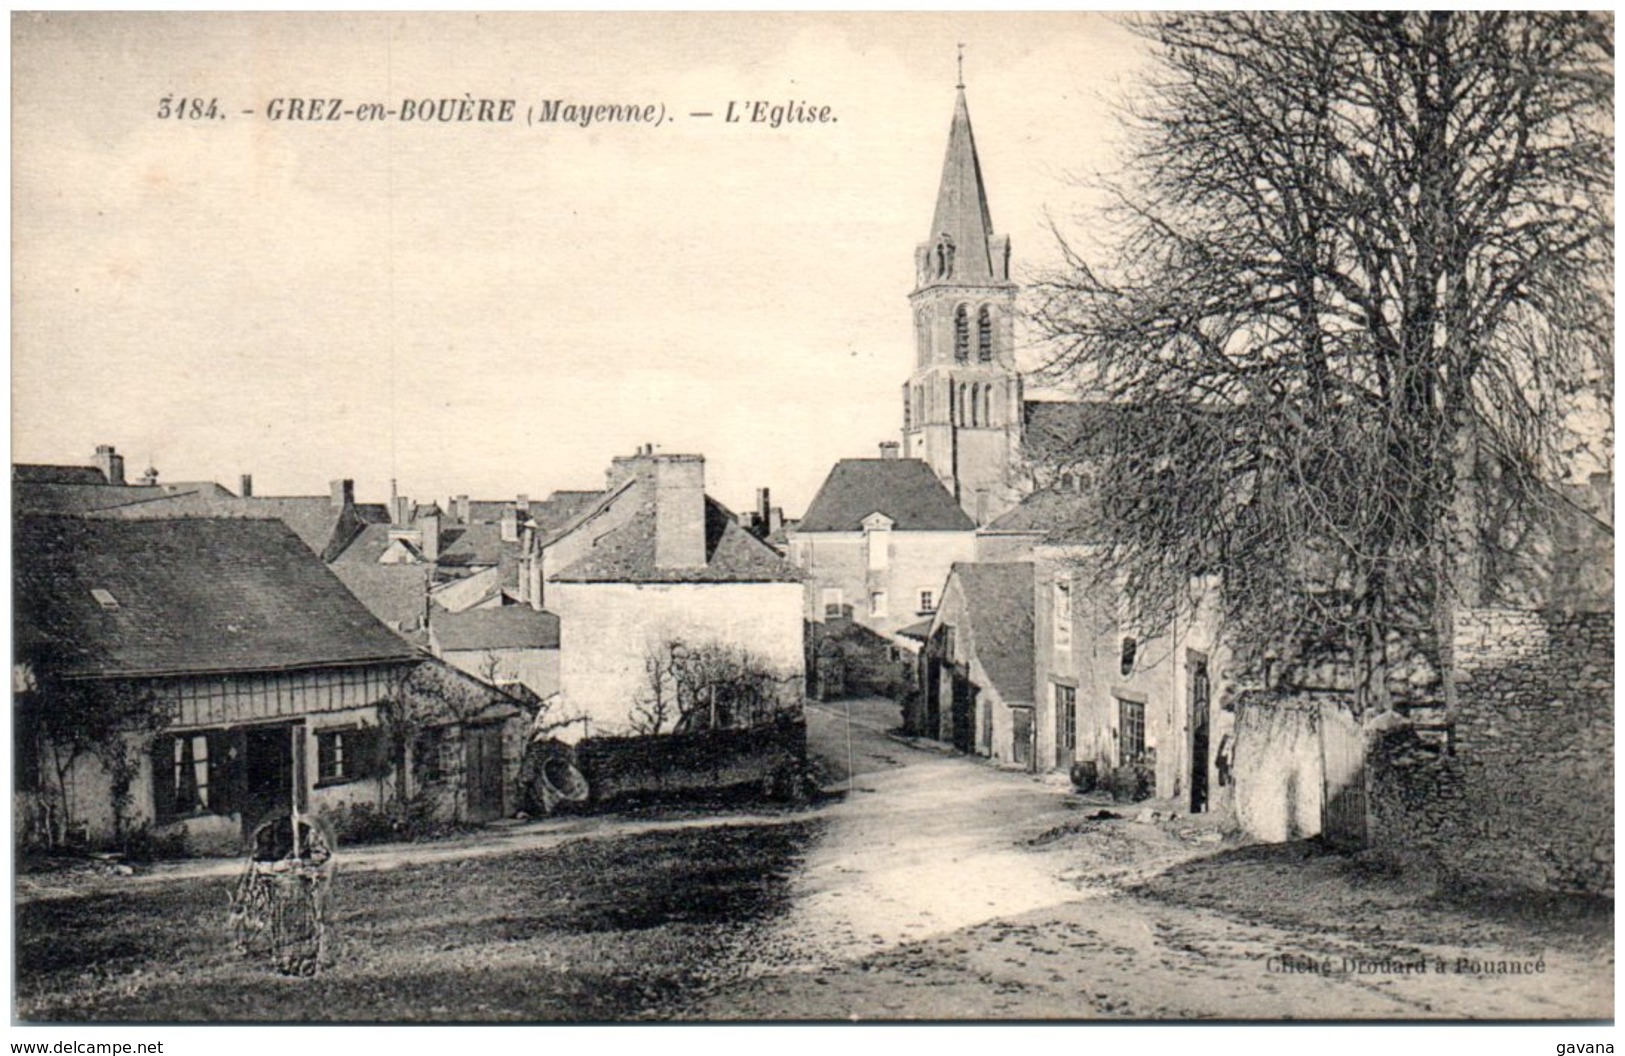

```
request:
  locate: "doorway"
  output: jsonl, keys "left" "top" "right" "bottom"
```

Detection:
{"left": 241, "top": 724, "right": 299, "bottom": 841}
{"left": 1011, "top": 706, "right": 1035, "bottom": 771}
{"left": 950, "top": 672, "right": 975, "bottom": 754}
{"left": 1188, "top": 653, "right": 1211, "bottom": 814}
{"left": 464, "top": 723, "right": 506, "bottom": 822}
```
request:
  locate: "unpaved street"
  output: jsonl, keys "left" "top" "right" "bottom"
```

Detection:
{"left": 699, "top": 697, "right": 1613, "bottom": 1020}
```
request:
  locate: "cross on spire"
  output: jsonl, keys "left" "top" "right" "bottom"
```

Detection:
{"left": 956, "top": 43, "right": 965, "bottom": 89}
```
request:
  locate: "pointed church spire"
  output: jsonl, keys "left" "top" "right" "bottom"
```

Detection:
{"left": 927, "top": 86, "right": 999, "bottom": 284}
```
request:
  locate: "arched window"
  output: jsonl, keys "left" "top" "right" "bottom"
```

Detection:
{"left": 902, "top": 385, "right": 912, "bottom": 432}
{"left": 954, "top": 305, "right": 970, "bottom": 362}
{"left": 958, "top": 383, "right": 969, "bottom": 426}
{"left": 980, "top": 383, "right": 992, "bottom": 426}
{"left": 969, "top": 383, "right": 981, "bottom": 427}
{"left": 977, "top": 305, "right": 994, "bottom": 362}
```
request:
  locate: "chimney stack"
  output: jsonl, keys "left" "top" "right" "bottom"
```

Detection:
{"left": 92, "top": 445, "right": 126, "bottom": 486}
{"left": 330, "top": 478, "right": 354, "bottom": 510}
{"left": 392, "top": 494, "right": 410, "bottom": 527}
{"left": 419, "top": 504, "right": 442, "bottom": 562}
{"left": 455, "top": 494, "right": 470, "bottom": 524}
{"left": 756, "top": 487, "right": 771, "bottom": 530}
{"left": 500, "top": 506, "right": 520, "bottom": 543}
{"left": 879, "top": 441, "right": 900, "bottom": 460}
{"left": 240, "top": 474, "right": 254, "bottom": 498}
{"left": 654, "top": 454, "right": 707, "bottom": 570}
{"left": 516, "top": 493, "right": 530, "bottom": 514}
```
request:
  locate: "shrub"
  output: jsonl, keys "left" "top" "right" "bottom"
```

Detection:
{"left": 120, "top": 824, "right": 189, "bottom": 862}
{"left": 1106, "top": 763, "right": 1155, "bottom": 803}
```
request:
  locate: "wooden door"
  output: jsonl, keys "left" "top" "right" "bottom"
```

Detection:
{"left": 464, "top": 723, "right": 505, "bottom": 823}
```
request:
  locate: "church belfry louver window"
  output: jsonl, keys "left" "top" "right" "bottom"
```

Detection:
{"left": 978, "top": 305, "right": 993, "bottom": 361}
{"left": 954, "top": 304, "right": 970, "bottom": 361}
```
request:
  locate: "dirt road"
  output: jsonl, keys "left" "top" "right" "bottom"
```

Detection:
{"left": 700, "top": 697, "right": 1613, "bottom": 1021}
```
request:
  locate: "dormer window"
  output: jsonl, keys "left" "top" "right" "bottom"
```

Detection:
{"left": 935, "top": 234, "right": 956, "bottom": 279}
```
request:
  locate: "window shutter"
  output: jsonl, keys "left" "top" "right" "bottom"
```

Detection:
{"left": 209, "top": 730, "right": 239, "bottom": 816}
{"left": 152, "top": 736, "right": 177, "bottom": 821}
{"left": 357, "top": 727, "right": 385, "bottom": 779}
{"left": 316, "top": 729, "right": 334, "bottom": 782}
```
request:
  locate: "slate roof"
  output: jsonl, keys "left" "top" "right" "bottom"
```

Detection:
{"left": 798, "top": 458, "right": 974, "bottom": 533}
{"left": 1020, "top": 400, "right": 1135, "bottom": 466}
{"left": 82, "top": 493, "right": 387, "bottom": 562}
{"left": 14, "top": 464, "right": 108, "bottom": 485}
{"left": 463, "top": 491, "right": 603, "bottom": 533}
{"left": 928, "top": 89, "right": 1003, "bottom": 284}
{"left": 436, "top": 524, "right": 507, "bottom": 568}
{"left": 432, "top": 606, "right": 560, "bottom": 652}
{"left": 14, "top": 480, "right": 234, "bottom": 516}
{"left": 983, "top": 487, "right": 1103, "bottom": 545}
{"left": 15, "top": 516, "right": 419, "bottom": 680}
{"left": 327, "top": 523, "right": 432, "bottom": 640}
{"left": 951, "top": 561, "right": 1036, "bottom": 705}
{"left": 550, "top": 496, "right": 803, "bottom": 584}
{"left": 896, "top": 618, "right": 936, "bottom": 642}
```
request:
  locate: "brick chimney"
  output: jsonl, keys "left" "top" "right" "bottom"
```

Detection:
{"left": 330, "top": 478, "right": 354, "bottom": 510}
{"left": 239, "top": 474, "right": 254, "bottom": 498}
{"left": 392, "top": 495, "right": 411, "bottom": 527}
{"left": 653, "top": 455, "right": 707, "bottom": 570}
{"left": 454, "top": 494, "right": 470, "bottom": 524}
{"left": 879, "top": 441, "right": 900, "bottom": 460}
{"left": 92, "top": 445, "right": 125, "bottom": 486}
{"left": 756, "top": 487, "right": 771, "bottom": 530}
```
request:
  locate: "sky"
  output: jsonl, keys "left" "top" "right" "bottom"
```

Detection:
{"left": 12, "top": 12, "right": 1152, "bottom": 515}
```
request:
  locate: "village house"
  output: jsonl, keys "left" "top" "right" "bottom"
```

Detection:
{"left": 790, "top": 447, "right": 977, "bottom": 636}
{"left": 913, "top": 562, "right": 1036, "bottom": 765}
{"left": 517, "top": 447, "right": 806, "bottom": 738}
{"left": 429, "top": 605, "right": 561, "bottom": 704}
{"left": 13, "top": 515, "right": 527, "bottom": 854}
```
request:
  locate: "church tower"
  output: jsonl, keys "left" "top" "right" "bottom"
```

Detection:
{"left": 901, "top": 82, "right": 1022, "bottom": 525}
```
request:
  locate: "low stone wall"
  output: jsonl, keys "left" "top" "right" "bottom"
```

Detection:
{"left": 1368, "top": 609, "right": 1613, "bottom": 894}
{"left": 1232, "top": 695, "right": 1327, "bottom": 842}
{"left": 571, "top": 715, "right": 807, "bottom": 805}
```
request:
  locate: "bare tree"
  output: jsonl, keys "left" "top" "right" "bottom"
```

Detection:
{"left": 1033, "top": 12, "right": 1612, "bottom": 714}
{"left": 630, "top": 638, "right": 800, "bottom": 735}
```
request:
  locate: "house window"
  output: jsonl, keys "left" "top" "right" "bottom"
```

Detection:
{"left": 155, "top": 731, "right": 230, "bottom": 820}
{"left": 822, "top": 588, "right": 844, "bottom": 619}
{"left": 1121, "top": 636, "right": 1138, "bottom": 676}
{"left": 1119, "top": 698, "right": 1147, "bottom": 765}
{"left": 977, "top": 305, "right": 994, "bottom": 361}
{"left": 954, "top": 305, "right": 970, "bottom": 361}
{"left": 1055, "top": 684, "right": 1077, "bottom": 754}
{"left": 1053, "top": 577, "right": 1073, "bottom": 651}
{"left": 870, "top": 591, "right": 888, "bottom": 617}
{"left": 316, "top": 726, "right": 381, "bottom": 786}
{"left": 919, "top": 590, "right": 935, "bottom": 614}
